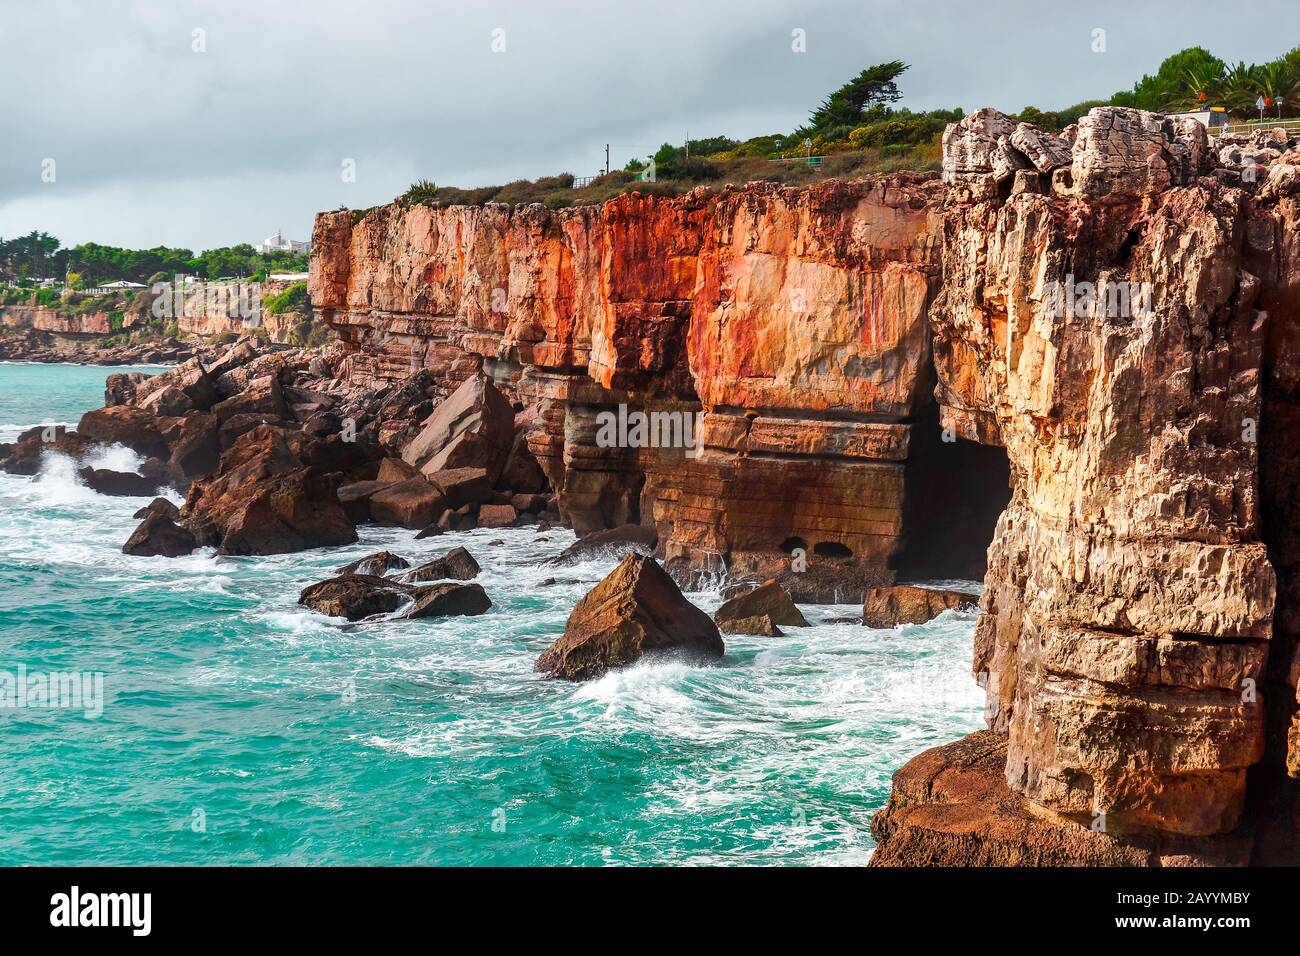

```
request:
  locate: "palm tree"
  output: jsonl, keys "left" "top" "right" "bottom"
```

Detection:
{"left": 1256, "top": 60, "right": 1300, "bottom": 117}
{"left": 1166, "top": 65, "right": 1225, "bottom": 111}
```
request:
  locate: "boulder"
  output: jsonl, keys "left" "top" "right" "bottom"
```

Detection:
{"left": 534, "top": 553, "right": 724, "bottom": 681}
{"left": 861, "top": 585, "right": 978, "bottom": 627}
{"left": 477, "top": 503, "right": 516, "bottom": 528}
{"left": 406, "top": 582, "right": 492, "bottom": 619}
{"left": 401, "top": 372, "right": 514, "bottom": 482}
{"left": 335, "top": 551, "right": 410, "bottom": 576}
{"left": 210, "top": 373, "right": 288, "bottom": 422}
{"left": 718, "top": 615, "right": 783, "bottom": 637}
{"left": 402, "top": 546, "right": 480, "bottom": 582}
{"left": 414, "top": 524, "right": 444, "bottom": 539}
{"left": 122, "top": 512, "right": 197, "bottom": 558}
{"left": 369, "top": 478, "right": 446, "bottom": 529}
{"left": 551, "top": 524, "right": 658, "bottom": 565}
{"left": 426, "top": 466, "right": 492, "bottom": 508}
{"left": 299, "top": 574, "right": 416, "bottom": 621}
{"left": 714, "top": 580, "right": 809, "bottom": 628}
{"left": 183, "top": 425, "right": 357, "bottom": 555}
{"left": 496, "top": 428, "right": 548, "bottom": 492}
{"left": 78, "top": 466, "right": 158, "bottom": 497}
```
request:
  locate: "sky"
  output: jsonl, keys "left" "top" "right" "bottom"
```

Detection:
{"left": 3, "top": 0, "right": 1298, "bottom": 252}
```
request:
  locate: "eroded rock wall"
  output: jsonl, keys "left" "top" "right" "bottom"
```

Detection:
{"left": 310, "top": 175, "right": 947, "bottom": 596}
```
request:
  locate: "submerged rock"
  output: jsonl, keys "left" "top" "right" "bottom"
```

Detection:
{"left": 861, "top": 585, "right": 977, "bottom": 628}
{"left": 550, "top": 524, "right": 658, "bottom": 566}
{"left": 535, "top": 553, "right": 723, "bottom": 681}
{"left": 335, "top": 551, "right": 410, "bottom": 576}
{"left": 405, "top": 582, "right": 491, "bottom": 619}
{"left": 298, "top": 574, "right": 415, "bottom": 621}
{"left": 298, "top": 573, "right": 490, "bottom": 622}
{"left": 78, "top": 466, "right": 158, "bottom": 497}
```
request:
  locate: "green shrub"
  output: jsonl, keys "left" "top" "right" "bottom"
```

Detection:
{"left": 264, "top": 281, "right": 309, "bottom": 316}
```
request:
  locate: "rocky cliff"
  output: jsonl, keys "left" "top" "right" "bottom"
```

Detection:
{"left": 309, "top": 107, "right": 1300, "bottom": 864}
{"left": 311, "top": 175, "right": 1006, "bottom": 599}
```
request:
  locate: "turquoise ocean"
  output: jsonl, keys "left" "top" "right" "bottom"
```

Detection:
{"left": 0, "top": 361, "right": 984, "bottom": 865}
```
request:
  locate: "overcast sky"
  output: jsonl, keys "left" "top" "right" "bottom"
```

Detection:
{"left": 3, "top": 0, "right": 1297, "bottom": 252}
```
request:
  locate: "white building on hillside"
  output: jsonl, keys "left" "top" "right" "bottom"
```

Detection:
{"left": 255, "top": 231, "right": 310, "bottom": 254}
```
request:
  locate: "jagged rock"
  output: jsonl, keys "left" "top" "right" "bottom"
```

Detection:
{"left": 78, "top": 466, "right": 157, "bottom": 497}
{"left": 210, "top": 373, "right": 288, "bottom": 422}
{"left": 369, "top": 478, "right": 446, "bottom": 529}
{"left": 183, "top": 425, "right": 357, "bottom": 555}
{"left": 414, "top": 524, "right": 444, "bottom": 539}
{"left": 496, "top": 426, "right": 548, "bottom": 493}
{"left": 1065, "top": 107, "right": 1204, "bottom": 201}
{"left": 76, "top": 405, "right": 171, "bottom": 459}
{"left": 551, "top": 524, "right": 658, "bottom": 566}
{"left": 166, "top": 412, "right": 222, "bottom": 479}
{"left": 714, "top": 580, "right": 809, "bottom": 628}
{"left": 718, "top": 614, "right": 783, "bottom": 637}
{"left": 405, "top": 582, "right": 492, "bottom": 619}
{"left": 133, "top": 497, "right": 182, "bottom": 521}
{"left": 401, "top": 372, "right": 514, "bottom": 482}
{"left": 122, "top": 512, "right": 197, "bottom": 558}
{"left": 298, "top": 574, "right": 415, "bottom": 621}
{"left": 1009, "top": 123, "right": 1071, "bottom": 174}
{"left": 534, "top": 553, "right": 724, "bottom": 680}
{"left": 941, "top": 107, "right": 1018, "bottom": 182}
{"left": 861, "top": 585, "right": 977, "bottom": 627}
{"left": 426, "top": 466, "right": 492, "bottom": 509}
{"left": 335, "top": 551, "right": 410, "bottom": 576}
{"left": 402, "top": 546, "right": 480, "bottom": 582}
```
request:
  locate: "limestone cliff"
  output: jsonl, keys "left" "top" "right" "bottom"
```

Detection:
{"left": 309, "top": 175, "right": 982, "bottom": 599}
{"left": 308, "top": 108, "right": 1300, "bottom": 864}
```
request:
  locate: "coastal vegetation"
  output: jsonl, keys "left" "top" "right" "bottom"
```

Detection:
{"left": 393, "top": 44, "right": 1300, "bottom": 210}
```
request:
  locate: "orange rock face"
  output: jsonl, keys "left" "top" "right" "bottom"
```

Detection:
{"left": 310, "top": 174, "right": 956, "bottom": 596}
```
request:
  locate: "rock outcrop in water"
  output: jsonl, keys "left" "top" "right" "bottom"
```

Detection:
{"left": 535, "top": 553, "right": 724, "bottom": 680}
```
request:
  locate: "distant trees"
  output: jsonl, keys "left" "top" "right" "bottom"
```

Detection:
{"left": 804, "top": 61, "right": 908, "bottom": 136}
{"left": 1116, "top": 45, "right": 1300, "bottom": 118}
{"left": 0, "top": 233, "right": 308, "bottom": 285}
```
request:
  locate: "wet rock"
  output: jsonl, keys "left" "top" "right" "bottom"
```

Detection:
{"left": 166, "top": 412, "right": 222, "bottom": 479}
{"left": 861, "top": 585, "right": 977, "bottom": 627}
{"left": 335, "top": 551, "right": 410, "bottom": 576}
{"left": 122, "top": 512, "right": 197, "bottom": 558}
{"left": 551, "top": 524, "right": 658, "bottom": 566}
{"left": 414, "top": 523, "right": 444, "bottom": 539}
{"left": 78, "top": 466, "right": 158, "bottom": 497}
{"left": 714, "top": 580, "right": 808, "bottom": 628}
{"left": 534, "top": 553, "right": 724, "bottom": 681}
{"left": 183, "top": 425, "right": 357, "bottom": 555}
{"left": 405, "top": 582, "right": 492, "bottom": 619}
{"left": 76, "top": 405, "right": 171, "bottom": 459}
{"left": 368, "top": 478, "right": 446, "bottom": 529}
{"left": 402, "top": 546, "right": 480, "bottom": 582}
{"left": 298, "top": 574, "right": 415, "bottom": 621}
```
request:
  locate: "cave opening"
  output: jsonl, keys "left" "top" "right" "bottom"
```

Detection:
{"left": 892, "top": 396, "right": 1013, "bottom": 583}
